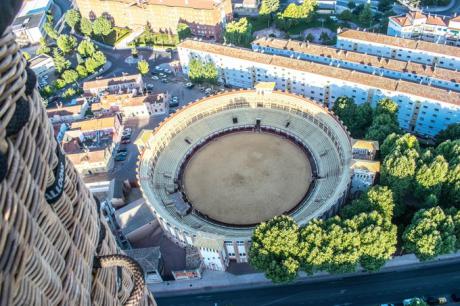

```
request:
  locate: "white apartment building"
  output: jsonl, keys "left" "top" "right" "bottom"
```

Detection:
{"left": 11, "top": 0, "right": 52, "bottom": 46}
{"left": 337, "top": 29, "right": 460, "bottom": 71}
{"left": 252, "top": 37, "right": 460, "bottom": 92}
{"left": 29, "top": 54, "right": 55, "bottom": 79}
{"left": 388, "top": 11, "right": 460, "bottom": 47}
{"left": 47, "top": 98, "right": 89, "bottom": 124}
{"left": 350, "top": 160, "right": 380, "bottom": 195}
{"left": 178, "top": 39, "right": 460, "bottom": 138}
{"left": 99, "top": 93, "right": 167, "bottom": 117}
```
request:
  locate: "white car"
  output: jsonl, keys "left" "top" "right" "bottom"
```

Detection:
{"left": 151, "top": 75, "right": 159, "bottom": 80}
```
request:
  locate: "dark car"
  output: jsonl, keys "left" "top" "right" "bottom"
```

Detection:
{"left": 452, "top": 293, "right": 460, "bottom": 302}
{"left": 115, "top": 155, "right": 126, "bottom": 161}
{"left": 117, "top": 148, "right": 128, "bottom": 153}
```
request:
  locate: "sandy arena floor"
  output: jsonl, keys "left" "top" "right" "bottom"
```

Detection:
{"left": 182, "top": 132, "right": 312, "bottom": 225}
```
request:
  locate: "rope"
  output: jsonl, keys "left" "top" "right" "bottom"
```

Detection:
{"left": 94, "top": 255, "right": 146, "bottom": 306}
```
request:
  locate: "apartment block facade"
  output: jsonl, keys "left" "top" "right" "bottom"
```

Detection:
{"left": 252, "top": 37, "right": 460, "bottom": 92}
{"left": 178, "top": 39, "right": 460, "bottom": 138}
{"left": 388, "top": 11, "right": 460, "bottom": 46}
{"left": 337, "top": 29, "right": 460, "bottom": 71}
{"left": 75, "top": 0, "right": 233, "bottom": 40}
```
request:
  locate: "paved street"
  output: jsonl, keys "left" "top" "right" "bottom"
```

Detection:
{"left": 156, "top": 258, "right": 460, "bottom": 306}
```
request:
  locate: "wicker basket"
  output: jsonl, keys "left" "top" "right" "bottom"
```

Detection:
{"left": 0, "top": 26, "right": 156, "bottom": 306}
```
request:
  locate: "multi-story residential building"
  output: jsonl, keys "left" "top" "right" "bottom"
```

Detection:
{"left": 29, "top": 54, "right": 55, "bottom": 79}
{"left": 388, "top": 11, "right": 460, "bottom": 46}
{"left": 232, "top": 0, "right": 259, "bottom": 17}
{"left": 99, "top": 92, "right": 168, "bottom": 117}
{"left": 75, "top": 0, "right": 233, "bottom": 41}
{"left": 83, "top": 74, "right": 144, "bottom": 95}
{"left": 11, "top": 0, "right": 52, "bottom": 46}
{"left": 65, "top": 141, "right": 116, "bottom": 175}
{"left": 252, "top": 37, "right": 460, "bottom": 92}
{"left": 336, "top": 28, "right": 460, "bottom": 71}
{"left": 64, "top": 116, "right": 121, "bottom": 142}
{"left": 178, "top": 39, "right": 460, "bottom": 138}
{"left": 47, "top": 98, "right": 89, "bottom": 124}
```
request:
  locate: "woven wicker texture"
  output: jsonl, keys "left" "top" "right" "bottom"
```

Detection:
{"left": 0, "top": 27, "right": 156, "bottom": 306}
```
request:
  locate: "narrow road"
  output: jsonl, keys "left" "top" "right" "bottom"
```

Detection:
{"left": 156, "top": 259, "right": 460, "bottom": 306}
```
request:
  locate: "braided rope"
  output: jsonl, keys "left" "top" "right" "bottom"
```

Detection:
{"left": 95, "top": 255, "right": 146, "bottom": 306}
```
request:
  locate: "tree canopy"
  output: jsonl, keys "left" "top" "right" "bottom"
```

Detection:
{"left": 57, "top": 35, "right": 77, "bottom": 54}
{"left": 403, "top": 206, "right": 456, "bottom": 260}
{"left": 188, "top": 59, "right": 219, "bottom": 84}
{"left": 92, "top": 16, "right": 113, "bottom": 40}
{"left": 259, "top": 0, "right": 280, "bottom": 15}
{"left": 332, "top": 96, "right": 372, "bottom": 138}
{"left": 52, "top": 48, "right": 71, "bottom": 73}
{"left": 224, "top": 18, "right": 253, "bottom": 47}
{"left": 249, "top": 216, "right": 300, "bottom": 282}
{"left": 80, "top": 17, "right": 93, "bottom": 37}
{"left": 61, "top": 69, "right": 79, "bottom": 84}
{"left": 77, "top": 39, "right": 96, "bottom": 58}
{"left": 177, "top": 23, "right": 192, "bottom": 41}
{"left": 65, "top": 9, "right": 81, "bottom": 31}
{"left": 436, "top": 123, "right": 460, "bottom": 145}
{"left": 137, "top": 60, "right": 150, "bottom": 75}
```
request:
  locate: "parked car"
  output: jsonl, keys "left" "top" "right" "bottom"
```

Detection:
{"left": 115, "top": 155, "right": 126, "bottom": 161}
{"left": 151, "top": 75, "right": 159, "bottom": 80}
{"left": 164, "top": 69, "right": 171, "bottom": 74}
{"left": 146, "top": 83, "right": 154, "bottom": 89}
{"left": 121, "top": 139, "right": 131, "bottom": 144}
{"left": 185, "top": 82, "right": 194, "bottom": 88}
{"left": 116, "top": 152, "right": 128, "bottom": 158}
{"left": 117, "top": 148, "right": 128, "bottom": 154}
{"left": 426, "top": 296, "right": 447, "bottom": 305}
{"left": 161, "top": 79, "right": 168, "bottom": 83}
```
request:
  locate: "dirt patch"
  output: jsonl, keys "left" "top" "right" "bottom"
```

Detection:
{"left": 182, "top": 132, "right": 312, "bottom": 225}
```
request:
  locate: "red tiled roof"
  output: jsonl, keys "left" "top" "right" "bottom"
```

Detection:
{"left": 426, "top": 15, "right": 447, "bottom": 26}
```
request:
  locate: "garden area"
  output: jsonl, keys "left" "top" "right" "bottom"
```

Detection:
{"left": 38, "top": 9, "right": 108, "bottom": 101}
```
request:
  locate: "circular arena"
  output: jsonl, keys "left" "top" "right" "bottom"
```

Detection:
{"left": 138, "top": 87, "right": 352, "bottom": 265}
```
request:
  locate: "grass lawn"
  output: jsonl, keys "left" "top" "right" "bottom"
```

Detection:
{"left": 131, "top": 31, "right": 179, "bottom": 47}
{"left": 93, "top": 27, "right": 132, "bottom": 46}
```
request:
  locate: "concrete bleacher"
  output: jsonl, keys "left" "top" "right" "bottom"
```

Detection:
{"left": 138, "top": 89, "right": 352, "bottom": 238}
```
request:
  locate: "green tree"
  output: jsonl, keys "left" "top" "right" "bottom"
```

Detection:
{"left": 332, "top": 96, "right": 372, "bottom": 138}
{"left": 43, "top": 22, "right": 58, "bottom": 40}
{"left": 375, "top": 98, "right": 398, "bottom": 117}
{"left": 435, "top": 140, "right": 460, "bottom": 166}
{"left": 305, "top": 33, "right": 314, "bottom": 42}
{"left": 57, "top": 35, "right": 77, "bottom": 54}
{"left": 224, "top": 18, "right": 253, "bottom": 47}
{"left": 36, "top": 37, "right": 51, "bottom": 55}
{"left": 62, "top": 87, "right": 77, "bottom": 98}
{"left": 347, "top": 1, "right": 356, "bottom": 9}
{"left": 414, "top": 155, "right": 448, "bottom": 205}
{"left": 259, "top": 0, "right": 280, "bottom": 15}
{"left": 442, "top": 164, "right": 460, "bottom": 208}
{"left": 77, "top": 39, "right": 96, "bottom": 58}
{"left": 65, "top": 9, "right": 81, "bottom": 32}
{"left": 80, "top": 17, "right": 93, "bottom": 37}
{"left": 53, "top": 78, "right": 67, "bottom": 90}
{"left": 137, "top": 60, "right": 150, "bottom": 75}
{"left": 341, "top": 186, "right": 395, "bottom": 220}
{"left": 39, "top": 85, "right": 54, "bottom": 98}
{"left": 84, "top": 51, "right": 106, "bottom": 73}
{"left": 381, "top": 150, "right": 418, "bottom": 202}
{"left": 299, "top": 219, "right": 331, "bottom": 274}
{"left": 403, "top": 206, "right": 456, "bottom": 260}
{"left": 365, "top": 114, "right": 401, "bottom": 144}
{"left": 380, "top": 133, "right": 419, "bottom": 159}
{"left": 447, "top": 208, "right": 460, "bottom": 249}
{"left": 52, "top": 49, "right": 71, "bottom": 73}
{"left": 177, "top": 23, "right": 192, "bottom": 41}
{"left": 188, "top": 59, "right": 218, "bottom": 84}
{"left": 436, "top": 123, "right": 460, "bottom": 145}
{"left": 249, "top": 216, "right": 300, "bottom": 282}
{"left": 61, "top": 69, "right": 79, "bottom": 84}
{"left": 22, "top": 51, "right": 31, "bottom": 61}
{"left": 92, "top": 16, "right": 113, "bottom": 42}
{"left": 339, "top": 9, "right": 353, "bottom": 21}
{"left": 406, "top": 298, "right": 428, "bottom": 306}
{"left": 76, "top": 64, "right": 88, "bottom": 78}
{"left": 358, "top": 4, "right": 373, "bottom": 27}
{"left": 353, "top": 212, "right": 397, "bottom": 271}
{"left": 321, "top": 218, "right": 361, "bottom": 274}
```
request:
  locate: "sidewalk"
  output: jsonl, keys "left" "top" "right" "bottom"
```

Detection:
{"left": 149, "top": 251, "right": 460, "bottom": 297}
